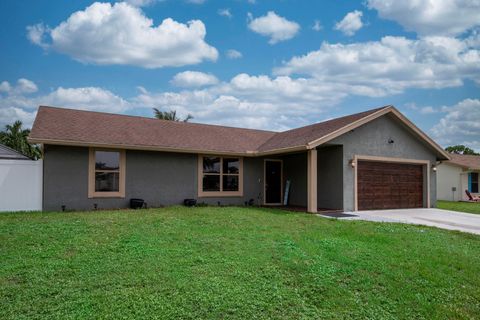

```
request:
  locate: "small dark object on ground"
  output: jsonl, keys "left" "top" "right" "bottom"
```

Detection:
{"left": 184, "top": 199, "right": 197, "bottom": 207}
{"left": 320, "top": 212, "right": 358, "bottom": 218}
{"left": 130, "top": 199, "right": 145, "bottom": 209}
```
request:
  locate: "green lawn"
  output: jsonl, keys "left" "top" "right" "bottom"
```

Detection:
{"left": 1, "top": 207, "right": 479, "bottom": 319}
{"left": 438, "top": 200, "right": 480, "bottom": 214}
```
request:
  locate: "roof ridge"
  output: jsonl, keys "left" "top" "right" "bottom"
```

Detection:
{"left": 38, "top": 105, "right": 278, "bottom": 134}
{"left": 284, "top": 106, "right": 390, "bottom": 134}
{"left": 257, "top": 105, "right": 391, "bottom": 151}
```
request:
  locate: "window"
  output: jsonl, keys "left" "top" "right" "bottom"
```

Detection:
{"left": 198, "top": 156, "right": 243, "bottom": 197}
{"left": 88, "top": 149, "right": 126, "bottom": 198}
{"left": 470, "top": 172, "right": 479, "bottom": 193}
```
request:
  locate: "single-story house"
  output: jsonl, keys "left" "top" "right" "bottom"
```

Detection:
{"left": 28, "top": 105, "right": 449, "bottom": 213}
{"left": 0, "top": 143, "right": 43, "bottom": 212}
{"left": 437, "top": 154, "right": 480, "bottom": 201}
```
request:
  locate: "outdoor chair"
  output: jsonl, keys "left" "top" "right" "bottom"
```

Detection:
{"left": 465, "top": 190, "right": 480, "bottom": 202}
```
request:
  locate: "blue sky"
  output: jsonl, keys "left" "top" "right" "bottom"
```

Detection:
{"left": 0, "top": 0, "right": 479, "bottom": 149}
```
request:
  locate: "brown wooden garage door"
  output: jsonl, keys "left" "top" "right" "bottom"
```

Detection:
{"left": 358, "top": 161, "right": 423, "bottom": 210}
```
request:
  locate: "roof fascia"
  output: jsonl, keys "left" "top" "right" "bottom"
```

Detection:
{"left": 28, "top": 138, "right": 254, "bottom": 157}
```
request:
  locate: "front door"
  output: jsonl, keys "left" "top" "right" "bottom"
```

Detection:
{"left": 265, "top": 160, "right": 282, "bottom": 204}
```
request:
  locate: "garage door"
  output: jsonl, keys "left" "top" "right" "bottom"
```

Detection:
{"left": 358, "top": 161, "right": 423, "bottom": 210}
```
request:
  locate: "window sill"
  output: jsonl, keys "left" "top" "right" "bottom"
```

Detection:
{"left": 198, "top": 191, "right": 243, "bottom": 198}
{"left": 88, "top": 192, "right": 125, "bottom": 199}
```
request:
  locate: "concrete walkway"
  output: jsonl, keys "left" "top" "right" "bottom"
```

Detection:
{"left": 319, "top": 208, "right": 480, "bottom": 235}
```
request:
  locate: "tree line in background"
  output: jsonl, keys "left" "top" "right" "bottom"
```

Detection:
{"left": 445, "top": 145, "right": 479, "bottom": 155}
{"left": 0, "top": 121, "right": 41, "bottom": 160}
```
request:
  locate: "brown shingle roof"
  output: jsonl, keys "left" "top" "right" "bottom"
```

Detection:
{"left": 29, "top": 106, "right": 276, "bottom": 154}
{"left": 446, "top": 154, "right": 480, "bottom": 170}
{"left": 257, "top": 107, "right": 386, "bottom": 152}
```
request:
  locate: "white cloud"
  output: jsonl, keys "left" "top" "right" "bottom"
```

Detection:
{"left": 367, "top": 0, "right": 480, "bottom": 36}
{"left": 0, "top": 107, "right": 37, "bottom": 129}
{"left": 0, "top": 81, "right": 12, "bottom": 93}
{"left": 407, "top": 103, "right": 438, "bottom": 115}
{"left": 26, "top": 2, "right": 218, "bottom": 68}
{"left": 39, "top": 87, "right": 129, "bottom": 113}
{"left": 226, "top": 49, "right": 242, "bottom": 59}
{"left": 124, "top": 0, "right": 159, "bottom": 7}
{"left": 431, "top": 99, "right": 480, "bottom": 150}
{"left": 334, "top": 10, "right": 363, "bottom": 36}
{"left": 312, "top": 20, "right": 322, "bottom": 31}
{"left": 187, "top": 0, "right": 205, "bottom": 4}
{"left": 0, "top": 75, "right": 334, "bottom": 131}
{"left": 248, "top": 11, "right": 300, "bottom": 44}
{"left": 16, "top": 79, "right": 38, "bottom": 94}
{"left": 0, "top": 79, "right": 129, "bottom": 128}
{"left": 275, "top": 36, "right": 480, "bottom": 96}
{"left": 218, "top": 8, "right": 232, "bottom": 18}
{"left": 171, "top": 71, "right": 219, "bottom": 87}
{"left": 419, "top": 106, "right": 436, "bottom": 114}
{"left": 26, "top": 23, "right": 49, "bottom": 49}
{"left": 0, "top": 79, "right": 38, "bottom": 95}
{"left": 132, "top": 73, "right": 351, "bottom": 130}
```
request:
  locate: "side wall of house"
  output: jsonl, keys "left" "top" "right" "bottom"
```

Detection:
{"left": 436, "top": 163, "right": 464, "bottom": 201}
{"left": 330, "top": 114, "right": 438, "bottom": 212}
{"left": 43, "top": 145, "right": 265, "bottom": 211}
{"left": 282, "top": 153, "right": 307, "bottom": 207}
{"left": 281, "top": 147, "right": 344, "bottom": 210}
{"left": 317, "top": 146, "right": 344, "bottom": 210}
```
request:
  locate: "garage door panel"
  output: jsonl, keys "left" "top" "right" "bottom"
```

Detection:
{"left": 358, "top": 161, "right": 423, "bottom": 210}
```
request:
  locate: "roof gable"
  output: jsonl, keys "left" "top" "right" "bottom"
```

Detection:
{"left": 257, "top": 107, "right": 385, "bottom": 153}
{"left": 304, "top": 106, "right": 450, "bottom": 160}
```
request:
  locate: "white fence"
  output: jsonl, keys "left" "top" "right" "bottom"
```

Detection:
{"left": 0, "top": 159, "right": 42, "bottom": 212}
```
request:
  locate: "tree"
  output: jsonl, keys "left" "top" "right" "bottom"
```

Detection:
{"left": 153, "top": 108, "right": 193, "bottom": 122}
{"left": 445, "top": 145, "right": 479, "bottom": 155}
{"left": 0, "top": 120, "right": 41, "bottom": 159}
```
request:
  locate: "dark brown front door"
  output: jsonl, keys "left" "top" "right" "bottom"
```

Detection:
{"left": 358, "top": 161, "right": 423, "bottom": 210}
{"left": 265, "top": 160, "right": 282, "bottom": 204}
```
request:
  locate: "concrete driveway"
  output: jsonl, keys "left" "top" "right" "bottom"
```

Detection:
{"left": 322, "top": 208, "right": 480, "bottom": 235}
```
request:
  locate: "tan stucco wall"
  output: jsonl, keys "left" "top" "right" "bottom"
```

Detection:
{"left": 437, "top": 163, "right": 466, "bottom": 201}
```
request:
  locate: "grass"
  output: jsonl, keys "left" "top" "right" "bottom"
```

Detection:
{"left": 1, "top": 206, "right": 479, "bottom": 319}
{"left": 438, "top": 200, "right": 480, "bottom": 214}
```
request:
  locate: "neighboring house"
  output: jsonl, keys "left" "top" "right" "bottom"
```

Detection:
{"left": 0, "top": 143, "right": 30, "bottom": 161}
{"left": 437, "top": 154, "right": 480, "bottom": 201}
{"left": 28, "top": 105, "right": 449, "bottom": 212}
{"left": 0, "top": 143, "right": 43, "bottom": 211}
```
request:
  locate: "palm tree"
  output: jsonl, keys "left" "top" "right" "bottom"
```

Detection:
{"left": 0, "top": 120, "right": 41, "bottom": 160}
{"left": 153, "top": 108, "right": 193, "bottom": 122}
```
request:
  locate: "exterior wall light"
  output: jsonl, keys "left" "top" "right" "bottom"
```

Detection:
{"left": 350, "top": 159, "right": 356, "bottom": 168}
{"left": 432, "top": 165, "right": 437, "bottom": 172}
